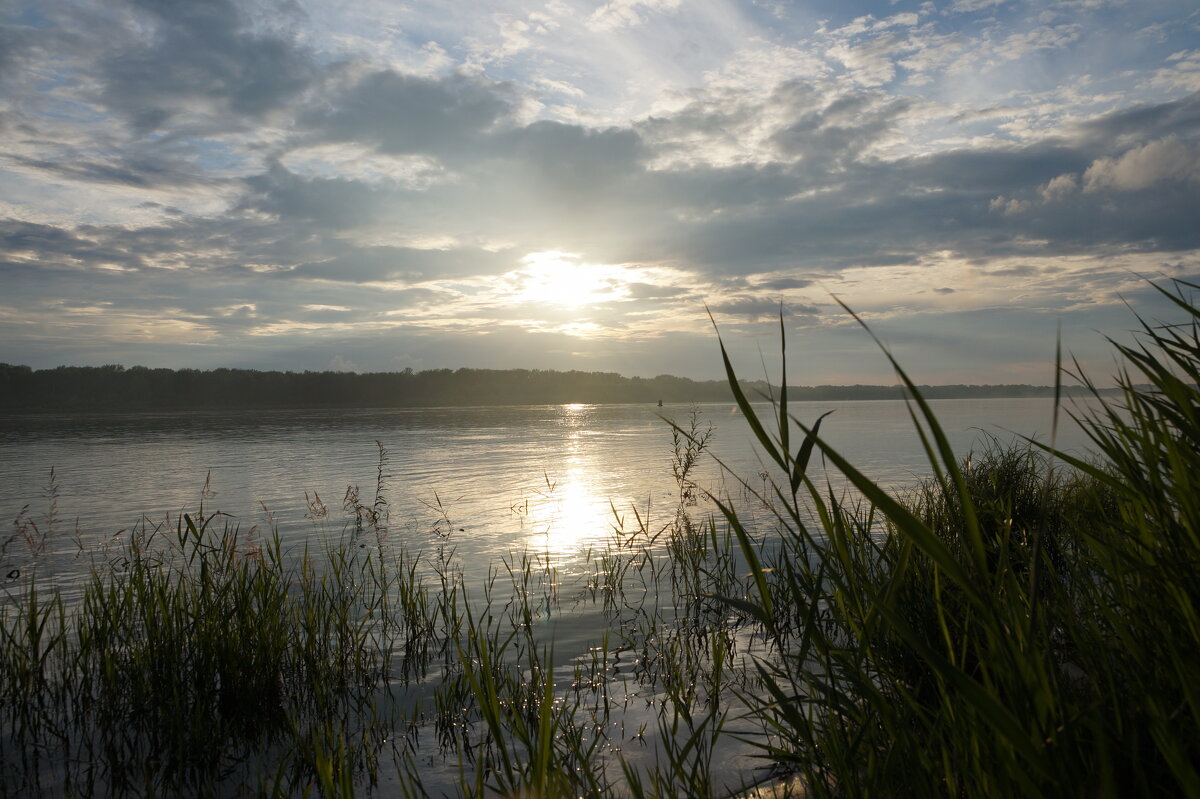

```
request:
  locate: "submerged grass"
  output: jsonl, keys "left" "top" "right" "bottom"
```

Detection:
{"left": 3, "top": 278, "right": 1199, "bottom": 797}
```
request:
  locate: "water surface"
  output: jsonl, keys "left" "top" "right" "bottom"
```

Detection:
{"left": 1, "top": 397, "right": 1092, "bottom": 559}
{"left": 0, "top": 396, "right": 1098, "bottom": 794}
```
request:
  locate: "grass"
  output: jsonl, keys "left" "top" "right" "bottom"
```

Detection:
{"left": 0, "top": 511, "right": 403, "bottom": 796}
{"left": 715, "top": 278, "right": 1200, "bottom": 798}
{"left": 2, "top": 278, "right": 1198, "bottom": 797}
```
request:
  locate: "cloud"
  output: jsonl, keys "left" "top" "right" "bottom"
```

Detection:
{"left": 587, "top": 0, "right": 684, "bottom": 32}
{"left": 3, "top": 0, "right": 1200, "bottom": 383}
{"left": 769, "top": 84, "right": 915, "bottom": 162}
{"left": 285, "top": 245, "right": 511, "bottom": 284}
{"left": 832, "top": 36, "right": 909, "bottom": 87}
{"left": 1083, "top": 135, "right": 1200, "bottom": 192}
{"left": 947, "top": 0, "right": 1009, "bottom": 12}
{"left": 989, "top": 195, "right": 1030, "bottom": 215}
{"left": 1077, "top": 92, "right": 1200, "bottom": 146}
{"left": 238, "top": 162, "right": 390, "bottom": 228}
{"left": 986, "top": 264, "right": 1041, "bottom": 277}
{"left": 0, "top": 22, "right": 36, "bottom": 82}
{"left": 490, "top": 120, "right": 645, "bottom": 182}
{"left": 98, "top": 0, "right": 321, "bottom": 133}
{"left": 624, "top": 282, "right": 690, "bottom": 300}
{"left": 1039, "top": 172, "right": 1078, "bottom": 202}
{"left": 5, "top": 150, "right": 220, "bottom": 190}
{"left": 756, "top": 277, "right": 813, "bottom": 290}
{"left": 710, "top": 294, "right": 819, "bottom": 320}
{"left": 298, "top": 70, "right": 516, "bottom": 158}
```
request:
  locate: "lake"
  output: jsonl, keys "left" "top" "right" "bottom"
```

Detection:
{"left": 0, "top": 397, "right": 1092, "bottom": 561}
{"left": 0, "top": 396, "right": 1099, "bottom": 795}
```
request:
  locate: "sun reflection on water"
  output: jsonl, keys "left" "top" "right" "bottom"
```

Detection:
{"left": 522, "top": 404, "right": 626, "bottom": 559}
{"left": 534, "top": 463, "right": 614, "bottom": 557}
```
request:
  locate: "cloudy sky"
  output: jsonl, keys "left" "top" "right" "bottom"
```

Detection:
{"left": 1, "top": 0, "right": 1198, "bottom": 383}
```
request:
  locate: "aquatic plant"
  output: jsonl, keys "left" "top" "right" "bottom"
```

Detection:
{"left": 718, "top": 279, "right": 1200, "bottom": 797}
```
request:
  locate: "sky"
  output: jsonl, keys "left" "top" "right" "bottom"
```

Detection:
{"left": 1, "top": 0, "right": 1198, "bottom": 384}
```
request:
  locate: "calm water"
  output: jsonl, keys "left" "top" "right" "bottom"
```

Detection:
{"left": 0, "top": 395, "right": 1096, "bottom": 635}
{"left": 0, "top": 398, "right": 1090, "bottom": 560}
{"left": 0, "top": 397, "right": 1096, "bottom": 794}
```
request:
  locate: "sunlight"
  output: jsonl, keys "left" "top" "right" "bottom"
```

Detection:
{"left": 537, "top": 461, "right": 610, "bottom": 556}
{"left": 515, "top": 251, "right": 626, "bottom": 308}
{"left": 521, "top": 404, "right": 618, "bottom": 558}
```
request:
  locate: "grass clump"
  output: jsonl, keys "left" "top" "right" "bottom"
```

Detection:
{"left": 717, "top": 279, "right": 1200, "bottom": 798}
{"left": 0, "top": 512, "right": 400, "bottom": 797}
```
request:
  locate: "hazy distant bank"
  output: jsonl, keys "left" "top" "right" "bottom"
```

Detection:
{"left": 0, "top": 362, "right": 1105, "bottom": 412}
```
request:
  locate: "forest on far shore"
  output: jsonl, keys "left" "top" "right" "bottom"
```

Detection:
{"left": 0, "top": 362, "right": 1101, "bottom": 412}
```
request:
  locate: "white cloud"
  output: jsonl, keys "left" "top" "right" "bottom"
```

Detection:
{"left": 1039, "top": 172, "right": 1079, "bottom": 202}
{"left": 1146, "top": 49, "right": 1200, "bottom": 93}
{"left": 989, "top": 195, "right": 1030, "bottom": 215}
{"left": 826, "top": 11, "right": 920, "bottom": 36}
{"left": 1083, "top": 136, "right": 1200, "bottom": 192}
{"left": 828, "top": 35, "right": 903, "bottom": 86}
{"left": 947, "top": 0, "right": 1009, "bottom": 14}
{"left": 587, "top": 0, "right": 684, "bottom": 32}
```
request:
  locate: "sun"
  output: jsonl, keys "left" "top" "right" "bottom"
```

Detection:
{"left": 515, "top": 251, "right": 624, "bottom": 308}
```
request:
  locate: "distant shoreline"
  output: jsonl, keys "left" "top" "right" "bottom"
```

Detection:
{"left": 0, "top": 362, "right": 1116, "bottom": 412}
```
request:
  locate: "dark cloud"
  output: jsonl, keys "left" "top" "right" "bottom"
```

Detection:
{"left": 624, "top": 282, "right": 691, "bottom": 300}
{"left": 650, "top": 100, "right": 1200, "bottom": 275}
{"left": 0, "top": 22, "right": 34, "bottom": 81}
{"left": 1077, "top": 91, "right": 1200, "bottom": 148}
{"left": 136, "top": 201, "right": 186, "bottom": 216}
{"left": 6, "top": 151, "right": 216, "bottom": 189}
{"left": 888, "top": 145, "right": 1093, "bottom": 196}
{"left": 1019, "top": 183, "right": 1200, "bottom": 252}
{"left": 490, "top": 120, "right": 644, "bottom": 181}
{"left": 299, "top": 70, "right": 515, "bottom": 157}
{"left": 710, "top": 294, "right": 819, "bottom": 320}
{"left": 239, "top": 162, "right": 387, "bottom": 228}
{"left": 656, "top": 163, "right": 803, "bottom": 212}
{"left": 8, "top": 87, "right": 1200, "bottom": 293}
{"left": 284, "top": 245, "right": 510, "bottom": 283}
{"left": 769, "top": 83, "right": 914, "bottom": 164}
{"left": 0, "top": 219, "right": 149, "bottom": 270}
{"left": 98, "top": 0, "right": 320, "bottom": 133}
{"left": 755, "top": 277, "right": 813, "bottom": 290}
{"left": 637, "top": 90, "right": 757, "bottom": 157}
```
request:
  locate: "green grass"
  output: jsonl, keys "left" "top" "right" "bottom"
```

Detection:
{"left": 0, "top": 511, "right": 405, "bottom": 797}
{"left": 2, "top": 278, "right": 1198, "bottom": 797}
{"left": 716, "top": 278, "right": 1200, "bottom": 798}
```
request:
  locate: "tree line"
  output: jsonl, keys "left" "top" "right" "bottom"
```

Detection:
{"left": 0, "top": 362, "right": 1084, "bottom": 412}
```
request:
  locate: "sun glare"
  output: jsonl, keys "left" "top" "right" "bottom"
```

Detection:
{"left": 516, "top": 251, "right": 625, "bottom": 308}
{"left": 518, "top": 404, "right": 619, "bottom": 558}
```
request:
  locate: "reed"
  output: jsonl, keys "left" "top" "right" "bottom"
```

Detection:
{"left": 0, "top": 508, "right": 412, "bottom": 797}
{"left": 715, "top": 278, "right": 1200, "bottom": 798}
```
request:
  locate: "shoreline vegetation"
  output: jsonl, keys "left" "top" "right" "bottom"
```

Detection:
{"left": 2, "top": 277, "right": 1197, "bottom": 797}
{"left": 0, "top": 361, "right": 1113, "bottom": 412}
